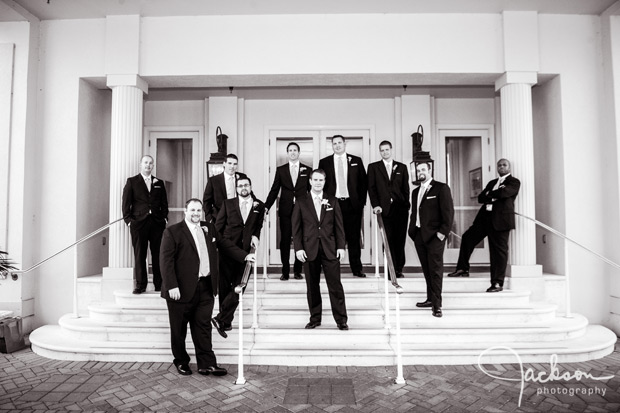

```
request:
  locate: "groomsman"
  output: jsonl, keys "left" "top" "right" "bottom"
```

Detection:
{"left": 367, "top": 141, "right": 410, "bottom": 278}
{"left": 448, "top": 159, "right": 520, "bottom": 292}
{"left": 318, "top": 135, "right": 368, "bottom": 278}
{"left": 408, "top": 162, "right": 454, "bottom": 318}
{"left": 264, "top": 142, "right": 311, "bottom": 281}
{"left": 293, "top": 169, "right": 349, "bottom": 331}
{"left": 122, "top": 155, "right": 168, "bottom": 294}
{"left": 212, "top": 177, "right": 264, "bottom": 338}
{"left": 202, "top": 154, "right": 248, "bottom": 224}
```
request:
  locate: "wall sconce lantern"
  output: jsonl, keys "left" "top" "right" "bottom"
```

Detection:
{"left": 410, "top": 124, "right": 434, "bottom": 186}
{"left": 206, "top": 126, "right": 228, "bottom": 178}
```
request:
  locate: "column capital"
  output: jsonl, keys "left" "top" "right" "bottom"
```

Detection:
{"left": 106, "top": 74, "right": 148, "bottom": 94}
{"left": 495, "top": 71, "right": 538, "bottom": 91}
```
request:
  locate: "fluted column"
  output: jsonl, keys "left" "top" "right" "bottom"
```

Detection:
{"left": 107, "top": 75, "right": 148, "bottom": 267}
{"left": 495, "top": 72, "right": 542, "bottom": 277}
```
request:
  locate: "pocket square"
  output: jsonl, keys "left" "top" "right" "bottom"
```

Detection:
{"left": 326, "top": 208, "right": 333, "bottom": 211}
{"left": 351, "top": 163, "right": 358, "bottom": 166}
{"left": 427, "top": 195, "right": 437, "bottom": 199}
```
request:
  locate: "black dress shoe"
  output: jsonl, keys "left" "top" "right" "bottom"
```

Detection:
{"left": 280, "top": 274, "right": 289, "bottom": 281}
{"left": 305, "top": 321, "right": 321, "bottom": 329}
{"left": 132, "top": 288, "right": 146, "bottom": 294}
{"left": 211, "top": 318, "right": 228, "bottom": 338}
{"left": 396, "top": 272, "right": 404, "bottom": 278}
{"left": 175, "top": 364, "right": 192, "bottom": 375}
{"left": 293, "top": 273, "right": 303, "bottom": 280}
{"left": 223, "top": 325, "right": 233, "bottom": 332}
{"left": 432, "top": 307, "right": 443, "bottom": 318}
{"left": 416, "top": 300, "right": 433, "bottom": 308}
{"left": 337, "top": 323, "right": 349, "bottom": 331}
{"left": 486, "top": 284, "right": 503, "bottom": 293}
{"left": 448, "top": 269, "right": 469, "bottom": 277}
{"left": 198, "top": 366, "right": 227, "bottom": 376}
{"left": 353, "top": 272, "right": 366, "bottom": 278}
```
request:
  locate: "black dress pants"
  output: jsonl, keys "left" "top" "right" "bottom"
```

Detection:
{"left": 304, "top": 244, "right": 348, "bottom": 324}
{"left": 338, "top": 198, "right": 363, "bottom": 274}
{"left": 278, "top": 213, "right": 303, "bottom": 276}
{"left": 382, "top": 206, "right": 409, "bottom": 274}
{"left": 130, "top": 216, "right": 164, "bottom": 290}
{"left": 413, "top": 231, "right": 446, "bottom": 308}
{"left": 166, "top": 277, "right": 216, "bottom": 369}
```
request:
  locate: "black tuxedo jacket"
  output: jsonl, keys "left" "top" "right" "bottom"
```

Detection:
{"left": 215, "top": 197, "right": 265, "bottom": 252}
{"left": 318, "top": 154, "right": 368, "bottom": 210}
{"left": 122, "top": 174, "right": 168, "bottom": 228}
{"left": 292, "top": 193, "right": 345, "bottom": 261}
{"left": 367, "top": 160, "right": 411, "bottom": 216}
{"left": 408, "top": 180, "right": 454, "bottom": 243}
{"left": 264, "top": 162, "right": 311, "bottom": 217}
{"left": 474, "top": 174, "right": 521, "bottom": 231}
{"left": 159, "top": 220, "right": 247, "bottom": 302}
{"left": 202, "top": 171, "right": 248, "bottom": 223}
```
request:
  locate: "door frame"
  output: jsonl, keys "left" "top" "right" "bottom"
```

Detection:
{"left": 264, "top": 125, "right": 374, "bottom": 266}
{"left": 435, "top": 124, "right": 495, "bottom": 264}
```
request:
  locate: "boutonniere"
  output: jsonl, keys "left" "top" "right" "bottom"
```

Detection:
{"left": 235, "top": 173, "right": 240, "bottom": 179}
{"left": 300, "top": 166, "right": 307, "bottom": 172}
{"left": 347, "top": 156, "right": 352, "bottom": 163}
{"left": 392, "top": 164, "right": 398, "bottom": 172}
{"left": 321, "top": 199, "right": 331, "bottom": 209}
{"left": 201, "top": 226, "right": 208, "bottom": 234}
{"left": 252, "top": 201, "right": 260, "bottom": 209}
{"left": 152, "top": 178, "right": 158, "bottom": 184}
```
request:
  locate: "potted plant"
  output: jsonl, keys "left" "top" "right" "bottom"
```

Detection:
{"left": 0, "top": 250, "right": 18, "bottom": 280}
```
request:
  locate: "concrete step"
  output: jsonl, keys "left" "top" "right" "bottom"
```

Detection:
{"left": 29, "top": 322, "right": 615, "bottom": 365}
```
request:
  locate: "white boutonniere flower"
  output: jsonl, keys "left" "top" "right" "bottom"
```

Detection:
{"left": 347, "top": 156, "right": 352, "bottom": 163}
{"left": 201, "top": 226, "right": 208, "bottom": 233}
{"left": 392, "top": 164, "right": 398, "bottom": 172}
{"left": 252, "top": 201, "right": 260, "bottom": 209}
{"left": 321, "top": 199, "right": 331, "bottom": 209}
{"left": 300, "top": 166, "right": 307, "bottom": 172}
{"left": 235, "top": 173, "right": 240, "bottom": 179}
{"left": 153, "top": 178, "right": 158, "bottom": 184}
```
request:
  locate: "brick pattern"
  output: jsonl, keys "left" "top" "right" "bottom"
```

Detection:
{"left": 1, "top": 342, "right": 620, "bottom": 411}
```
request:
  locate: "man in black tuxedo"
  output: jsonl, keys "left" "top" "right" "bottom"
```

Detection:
{"left": 264, "top": 142, "right": 311, "bottom": 281}
{"left": 293, "top": 169, "right": 348, "bottom": 331}
{"left": 447, "top": 159, "right": 521, "bottom": 293}
{"left": 122, "top": 155, "right": 168, "bottom": 294}
{"left": 211, "top": 177, "right": 264, "bottom": 338}
{"left": 318, "top": 135, "right": 368, "bottom": 278}
{"left": 160, "top": 198, "right": 249, "bottom": 377}
{"left": 408, "top": 162, "right": 454, "bottom": 318}
{"left": 202, "top": 154, "right": 248, "bottom": 223}
{"left": 367, "top": 140, "right": 411, "bottom": 279}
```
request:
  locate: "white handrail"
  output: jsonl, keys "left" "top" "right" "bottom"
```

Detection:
{"left": 383, "top": 250, "right": 390, "bottom": 329}
{"left": 235, "top": 291, "right": 246, "bottom": 385}
{"left": 374, "top": 214, "right": 380, "bottom": 278}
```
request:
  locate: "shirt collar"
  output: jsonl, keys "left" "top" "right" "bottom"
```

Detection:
{"left": 383, "top": 159, "right": 393, "bottom": 166}
{"left": 334, "top": 153, "right": 347, "bottom": 160}
{"left": 311, "top": 191, "right": 323, "bottom": 199}
{"left": 420, "top": 179, "right": 433, "bottom": 189}
{"left": 141, "top": 173, "right": 152, "bottom": 180}
{"left": 498, "top": 173, "right": 511, "bottom": 182}
{"left": 289, "top": 161, "right": 300, "bottom": 167}
{"left": 185, "top": 219, "right": 200, "bottom": 231}
{"left": 239, "top": 196, "right": 252, "bottom": 206}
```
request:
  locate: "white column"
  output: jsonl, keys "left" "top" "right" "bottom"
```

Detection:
{"left": 495, "top": 72, "right": 542, "bottom": 277}
{"left": 106, "top": 75, "right": 148, "bottom": 268}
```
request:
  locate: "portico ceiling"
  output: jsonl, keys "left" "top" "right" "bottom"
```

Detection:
{"left": 2, "top": 0, "right": 619, "bottom": 22}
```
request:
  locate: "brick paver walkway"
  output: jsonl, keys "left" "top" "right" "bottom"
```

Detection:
{"left": 2, "top": 341, "right": 620, "bottom": 412}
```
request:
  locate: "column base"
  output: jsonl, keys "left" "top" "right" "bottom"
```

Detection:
{"left": 507, "top": 264, "right": 542, "bottom": 278}
{"left": 102, "top": 267, "right": 133, "bottom": 302}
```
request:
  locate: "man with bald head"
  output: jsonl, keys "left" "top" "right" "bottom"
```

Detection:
{"left": 448, "top": 159, "right": 521, "bottom": 293}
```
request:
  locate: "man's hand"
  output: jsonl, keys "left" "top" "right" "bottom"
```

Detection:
{"left": 337, "top": 249, "right": 345, "bottom": 262}
{"left": 245, "top": 253, "right": 256, "bottom": 262}
{"left": 296, "top": 250, "right": 307, "bottom": 263}
{"left": 373, "top": 206, "right": 382, "bottom": 214}
{"left": 168, "top": 287, "right": 180, "bottom": 300}
{"left": 436, "top": 232, "right": 446, "bottom": 241}
{"left": 251, "top": 236, "right": 260, "bottom": 249}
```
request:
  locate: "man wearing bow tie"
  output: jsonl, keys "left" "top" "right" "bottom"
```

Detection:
{"left": 211, "top": 177, "right": 264, "bottom": 338}
{"left": 408, "top": 162, "right": 454, "bottom": 318}
{"left": 293, "top": 169, "right": 349, "bottom": 331}
{"left": 367, "top": 140, "right": 411, "bottom": 279}
{"left": 447, "top": 159, "right": 521, "bottom": 293}
{"left": 318, "top": 135, "right": 368, "bottom": 278}
{"left": 160, "top": 198, "right": 249, "bottom": 377}
{"left": 202, "top": 154, "right": 248, "bottom": 224}
{"left": 265, "top": 142, "right": 311, "bottom": 281}
{"left": 122, "top": 155, "right": 169, "bottom": 294}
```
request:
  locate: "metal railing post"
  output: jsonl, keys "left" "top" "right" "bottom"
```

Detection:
{"left": 374, "top": 214, "right": 380, "bottom": 278}
{"left": 564, "top": 240, "right": 572, "bottom": 318}
{"left": 73, "top": 246, "right": 79, "bottom": 318}
{"left": 383, "top": 250, "right": 390, "bottom": 329}
{"left": 235, "top": 290, "right": 246, "bottom": 385}
{"left": 394, "top": 291, "right": 405, "bottom": 384}
{"left": 252, "top": 256, "right": 259, "bottom": 329}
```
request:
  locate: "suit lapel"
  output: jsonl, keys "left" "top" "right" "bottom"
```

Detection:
{"left": 180, "top": 222, "right": 199, "bottom": 256}
{"left": 379, "top": 162, "right": 390, "bottom": 183}
{"left": 283, "top": 164, "right": 295, "bottom": 188}
{"left": 319, "top": 195, "right": 328, "bottom": 224}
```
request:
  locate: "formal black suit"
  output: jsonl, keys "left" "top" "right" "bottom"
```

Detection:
{"left": 122, "top": 174, "right": 168, "bottom": 291}
{"left": 214, "top": 197, "right": 265, "bottom": 328}
{"left": 160, "top": 219, "right": 246, "bottom": 369}
{"left": 292, "top": 192, "right": 347, "bottom": 325}
{"left": 202, "top": 171, "right": 248, "bottom": 223}
{"left": 318, "top": 153, "right": 368, "bottom": 274}
{"left": 455, "top": 174, "right": 521, "bottom": 287}
{"left": 264, "top": 162, "right": 311, "bottom": 276}
{"left": 408, "top": 180, "right": 454, "bottom": 309}
{"left": 367, "top": 160, "right": 411, "bottom": 275}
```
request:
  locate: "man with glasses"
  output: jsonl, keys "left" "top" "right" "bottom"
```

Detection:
{"left": 211, "top": 177, "right": 264, "bottom": 338}
{"left": 265, "top": 142, "right": 311, "bottom": 281}
{"left": 202, "top": 154, "right": 248, "bottom": 224}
